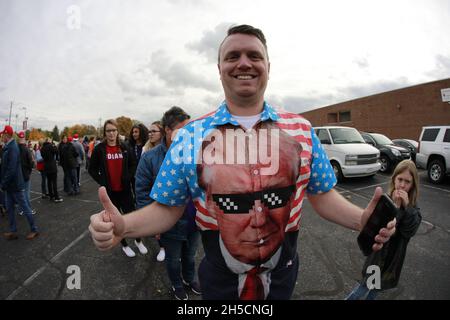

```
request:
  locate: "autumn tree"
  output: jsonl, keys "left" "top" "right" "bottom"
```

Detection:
{"left": 116, "top": 116, "right": 133, "bottom": 137}
{"left": 28, "top": 128, "right": 47, "bottom": 141}
{"left": 51, "top": 126, "right": 60, "bottom": 142}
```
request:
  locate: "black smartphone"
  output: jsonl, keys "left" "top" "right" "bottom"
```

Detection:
{"left": 357, "top": 194, "right": 398, "bottom": 256}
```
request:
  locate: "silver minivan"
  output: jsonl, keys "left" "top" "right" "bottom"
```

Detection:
{"left": 314, "top": 126, "right": 381, "bottom": 182}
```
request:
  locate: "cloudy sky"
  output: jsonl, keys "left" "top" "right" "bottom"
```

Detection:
{"left": 1, "top": 0, "right": 449, "bottom": 131}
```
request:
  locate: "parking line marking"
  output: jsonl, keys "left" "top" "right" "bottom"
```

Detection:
{"left": 6, "top": 229, "right": 89, "bottom": 300}
{"left": 422, "top": 184, "right": 450, "bottom": 194}
{"left": 352, "top": 181, "right": 389, "bottom": 191}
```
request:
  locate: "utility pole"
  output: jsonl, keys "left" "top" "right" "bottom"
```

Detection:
{"left": 8, "top": 101, "right": 12, "bottom": 126}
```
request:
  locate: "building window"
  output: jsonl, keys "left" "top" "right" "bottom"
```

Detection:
{"left": 339, "top": 111, "right": 351, "bottom": 122}
{"left": 327, "top": 113, "right": 338, "bottom": 123}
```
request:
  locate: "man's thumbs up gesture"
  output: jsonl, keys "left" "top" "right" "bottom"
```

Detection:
{"left": 89, "top": 187, "right": 125, "bottom": 250}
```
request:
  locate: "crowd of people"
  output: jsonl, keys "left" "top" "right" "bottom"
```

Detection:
{"left": 0, "top": 107, "right": 202, "bottom": 300}
{"left": 2, "top": 24, "right": 422, "bottom": 301}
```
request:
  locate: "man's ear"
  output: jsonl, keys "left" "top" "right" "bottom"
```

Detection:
{"left": 268, "top": 61, "right": 271, "bottom": 79}
{"left": 217, "top": 63, "right": 222, "bottom": 79}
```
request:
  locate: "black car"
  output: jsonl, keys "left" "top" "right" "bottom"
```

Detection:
{"left": 361, "top": 132, "right": 411, "bottom": 173}
{"left": 392, "top": 138, "right": 418, "bottom": 163}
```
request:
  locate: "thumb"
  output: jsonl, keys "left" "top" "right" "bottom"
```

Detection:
{"left": 361, "top": 187, "right": 383, "bottom": 229}
{"left": 98, "top": 187, "right": 125, "bottom": 236}
{"left": 98, "top": 187, "right": 119, "bottom": 222}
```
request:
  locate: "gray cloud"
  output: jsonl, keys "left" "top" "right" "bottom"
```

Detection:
{"left": 268, "top": 78, "right": 414, "bottom": 114}
{"left": 339, "top": 77, "right": 411, "bottom": 100}
{"left": 426, "top": 54, "right": 450, "bottom": 79}
{"left": 186, "top": 22, "right": 232, "bottom": 63}
{"left": 116, "top": 74, "right": 164, "bottom": 98}
{"left": 268, "top": 94, "right": 336, "bottom": 114}
{"left": 149, "top": 50, "right": 220, "bottom": 92}
{"left": 353, "top": 56, "right": 369, "bottom": 69}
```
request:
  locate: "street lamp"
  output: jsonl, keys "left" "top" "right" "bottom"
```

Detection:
{"left": 22, "top": 106, "right": 28, "bottom": 130}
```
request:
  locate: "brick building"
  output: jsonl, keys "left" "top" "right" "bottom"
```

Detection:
{"left": 301, "top": 78, "right": 450, "bottom": 141}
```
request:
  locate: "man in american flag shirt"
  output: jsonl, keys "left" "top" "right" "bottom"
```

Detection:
{"left": 89, "top": 24, "right": 396, "bottom": 300}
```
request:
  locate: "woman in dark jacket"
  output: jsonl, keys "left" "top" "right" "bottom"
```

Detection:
{"left": 89, "top": 119, "right": 146, "bottom": 258}
{"left": 347, "top": 160, "right": 422, "bottom": 300}
{"left": 40, "top": 139, "right": 63, "bottom": 202}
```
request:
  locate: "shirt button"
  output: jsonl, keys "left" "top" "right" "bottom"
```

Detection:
{"left": 253, "top": 170, "right": 259, "bottom": 175}
{"left": 257, "top": 207, "right": 263, "bottom": 212}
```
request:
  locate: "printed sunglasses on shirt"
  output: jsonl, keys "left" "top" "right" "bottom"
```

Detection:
{"left": 212, "top": 185, "right": 295, "bottom": 214}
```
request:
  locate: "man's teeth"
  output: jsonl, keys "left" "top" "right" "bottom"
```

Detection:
{"left": 236, "top": 75, "right": 253, "bottom": 80}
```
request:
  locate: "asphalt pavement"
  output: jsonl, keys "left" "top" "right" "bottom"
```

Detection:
{"left": 1, "top": 167, "right": 449, "bottom": 300}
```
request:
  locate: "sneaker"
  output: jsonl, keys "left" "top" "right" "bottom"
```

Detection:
{"left": 182, "top": 279, "right": 202, "bottom": 295}
{"left": 42, "top": 194, "right": 50, "bottom": 199}
{"left": 134, "top": 240, "right": 148, "bottom": 255}
{"left": 54, "top": 198, "right": 63, "bottom": 203}
{"left": 172, "top": 286, "right": 188, "bottom": 300}
{"left": 122, "top": 246, "right": 136, "bottom": 257}
{"left": 4, "top": 232, "right": 19, "bottom": 240}
{"left": 19, "top": 209, "right": 36, "bottom": 215}
{"left": 26, "top": 232, "right": 39, "bottom": 240}
{"left": 156, "top": 248, "right": 165, "bottom": 262}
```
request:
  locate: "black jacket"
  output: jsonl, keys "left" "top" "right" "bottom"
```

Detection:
{"left": 88, "top": 141, "right": 136, "bottom": 193}
{"left": 18, "top": 143, "right": 34, "bottom": 182}
{"left": 61, "top": 143, "right": 79, "bottom": 170}
{"left": 40, "top": 142, "right": 58, "bottom": 174}
{"left": 361, "top": 205, "right": 422, "bottom": 290}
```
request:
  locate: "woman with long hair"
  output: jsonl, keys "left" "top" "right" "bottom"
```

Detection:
{"left": 347, "top": 160, "right": 422, "bottom": 300}
{"left": 89, "top": 119, "right": 147, "bottom": 257}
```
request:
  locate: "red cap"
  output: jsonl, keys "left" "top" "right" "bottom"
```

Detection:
{"left": 0, "top": 125, "right": 14, "bottom": 136}
{"left": 18, "top": 131, "right": 25, "bottom": 139}
{"left": 68, "top": 136, "right": 73, "bottom": 142}
{"left": 73, "top": 133, "right": 79, "bottom": 139}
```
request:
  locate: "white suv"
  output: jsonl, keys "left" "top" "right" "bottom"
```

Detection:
{"left": 314, "top": 126, "right": 381, "bottom": 182}
{"left": 416, "top": 126, "right": 450, "bottom": 184}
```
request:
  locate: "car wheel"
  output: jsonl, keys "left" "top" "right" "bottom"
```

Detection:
{"left": 332, "top": 162, "right": 343, "bottom": 183}
{"left": 379, "top": 155, "right": 390, "bottom": 173}
{"left": 428, "top": 159, "right": 445, "bottom": 184}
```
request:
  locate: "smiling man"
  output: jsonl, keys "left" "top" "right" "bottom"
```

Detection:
{"left": 88, "top": 24, "right": 396, "bottom": 300}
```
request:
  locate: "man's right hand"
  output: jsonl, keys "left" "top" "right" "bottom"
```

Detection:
{"left": 88, "top": 187, "right": 125, "bottom": 251}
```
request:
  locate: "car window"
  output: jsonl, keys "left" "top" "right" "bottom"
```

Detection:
{"left": 393, "top": 140, "right": 405, "bottom": 147}
{"left": 444, "top": 129, "right": 450, "bottom": 143}
{"left": 422, "top": 128, "right": 440, "bottom": 142}
{"left": 329, "top": 128, "right": 365, "bottom": 144}
{"left": 371, "top": 133, "right": 393, "bottom": 145}
{"left": 317, "top": 129, "right": 331, "bottom": 144}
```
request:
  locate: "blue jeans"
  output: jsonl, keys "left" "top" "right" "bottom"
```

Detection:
{"left": 19, "top": 180, "right": 33, "bottom": 212}
{"left": 346, "top": 282, "right": 379, "bottom": 300}
{"left": 161, "top": 231, "right": 200, "bottom": 289}
{"left": 70, "top": 168, "right": 79, "bottom": 193}
{"left": 5, "top": 190, "right": 37, "bottom": 233}
{"left": 63, "top": 168, "right": 71, "bottom": 193}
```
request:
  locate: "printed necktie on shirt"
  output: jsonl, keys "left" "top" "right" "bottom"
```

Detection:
{"left": 240, "top": 266, "right": 267, "bottom": 300}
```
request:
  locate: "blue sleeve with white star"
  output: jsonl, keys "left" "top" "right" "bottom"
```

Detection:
{"left": 307, "top": 128, "right": 337, "bottom": 194}
{"left": 149, "top": 130, "right": 191, "bottom": 206}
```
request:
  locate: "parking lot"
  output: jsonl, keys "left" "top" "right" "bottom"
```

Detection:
{"left": 1, "top": 167, "right": 449, "bottom": 300}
